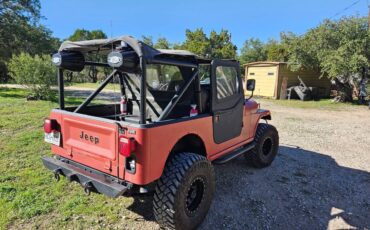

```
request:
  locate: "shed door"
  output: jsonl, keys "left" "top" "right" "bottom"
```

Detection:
{"left": 247, "top": 66, "right": 277, "bottom": 97}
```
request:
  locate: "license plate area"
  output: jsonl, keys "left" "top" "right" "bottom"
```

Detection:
{"left": 45, "top": 132, "right": 60, "bottom": 146}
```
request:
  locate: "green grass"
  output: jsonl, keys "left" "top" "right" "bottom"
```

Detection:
{"left": 0, "top": 88, "right": 145, "bottom": 229}
{"left": 68, "top": 82, "right": 120, "bottom": 91}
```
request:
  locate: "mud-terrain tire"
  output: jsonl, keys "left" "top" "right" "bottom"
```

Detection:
{"left": 245, "top": 123, "right": 279, "bottom": 168}
{"left": 153, "top": 152, "right": 215, "bottom": 230}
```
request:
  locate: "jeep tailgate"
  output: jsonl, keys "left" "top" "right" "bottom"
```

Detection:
{"left": 51, "top": 111, "right": 122, "bottom": 177}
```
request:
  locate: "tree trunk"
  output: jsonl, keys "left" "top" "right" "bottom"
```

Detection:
{"left": 88, "top": 66, "right": 98, "bottom": 83}
{"left": 333, "top": 78, "right": 353, "bottom": 102}
{"left": 0, "top": 63, "right": 9, "bottom": 83}
{"left": 65, "top": 72, "right": 74, "bottom": 82}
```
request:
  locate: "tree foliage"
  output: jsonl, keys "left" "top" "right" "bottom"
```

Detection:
{"left": 180, "top": 28, "right": 237, "bottom": 59}
{"left": 142, "top": 35, "right": 154, "bottom": 46}
{"left": 66, "top": 29, "right": 108, "bottom": 83}
{"left": 286, "top": 16, "right": 370, "bottom": 102}
{"left": 154, "top": 37, "right": 171, "bottom": 49}
{"left": 0, "top": 0, "right": 59, "bottom": 82}
{"left": 265, "top": 38, "right": 288, "bottom": 62}
{"left": 0, "top": 0, "right": 41, "bottom": 22}
{"left": 181, "top": 28, "right": 211, "bottom": 57}
{"left": 141, "top": 36, "right": 171, "bottom": 49}
{"left": 239, "top": 37, "right": 288, "bottom": 66}
{"left": 239, "top": 38, "right": 267, "bottom": 66}
{"left": 67, "top": 29, "right": 107, "bottom": 41}
{"left": 7, "top": 53, "right": 56, "bottom": 100}
{"left": 209, "top": 29, "right": 237, "bottom": 59}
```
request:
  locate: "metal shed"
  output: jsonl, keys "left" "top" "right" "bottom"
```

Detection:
{"left": 244, "top": 62, "right": 332, "bottom": 99}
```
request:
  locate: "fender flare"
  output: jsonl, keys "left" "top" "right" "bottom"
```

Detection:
{"left": 257, "top": 109, "right": 272, "bottom": 120}
{"left": 250, "top": 109, "right": 272, "bottom": 138}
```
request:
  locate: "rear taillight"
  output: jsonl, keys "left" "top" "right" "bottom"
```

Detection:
{"left": 119, "top": 136, "right": 136, "bottom": 157}
{"left": 44, "top": 119, "right": 57, "bottom": 133}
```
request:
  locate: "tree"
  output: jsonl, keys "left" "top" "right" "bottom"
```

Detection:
{"left": 286, "top": 16, "right": 369, "bottom": 102}
{"left": 141, "top": 30, "right": 236, "bottom": 58}
{"left": 0, "top": 0, "right": 41, "bottom": 23}
{"left": 67, "top": 29, "right": 107, "bottom": 41}
{"left": 7, "top": 53, "right": 56, "bottom": 100}
{"left": 154, "top": 37, "right": 171, "bottom": 49}
{"left": 239, "top": 38, "right": 267, "bottom": 66}
{"left": 142, "top": 35, "right": 154, "bottom": 46}
{"left": 180, "top": 28, "right": 237, "bottom": 59}
{"left": 265, "top": 38, "right": 288, "bottom": 62}
{"left": 181, "top": 28, "right": 211, "bottom": 57}
{"left": 142, "top": 36, "right": 171, "bottom": 49}
{"left": 0, "top": 0, "right": 59, "bottom": 82}
{"left": 67, "top": 29, "right": 108, "bottom": 83}
{"left": 209, "top": 29, "right": 237, "bottom": 59}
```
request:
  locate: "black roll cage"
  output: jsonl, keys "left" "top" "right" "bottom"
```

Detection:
{"left": 56, "top": 51, "right": 201, "bottom": 125}
{"left": 55, "top": 36, "right": 238, "bottom": 125}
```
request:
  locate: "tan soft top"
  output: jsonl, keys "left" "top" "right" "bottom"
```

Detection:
{"left": 58, "top": 35, "right": 197, "bottom": 59}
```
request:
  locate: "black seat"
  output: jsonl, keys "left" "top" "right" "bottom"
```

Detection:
{"left": 200, "top": 85, "right": 210, "bottom": 113}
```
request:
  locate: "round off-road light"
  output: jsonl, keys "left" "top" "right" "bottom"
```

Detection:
{"left": 51, "top": 51, "right": 85, "bottom": 72}
{"left": 107, "top": 54, "right": 123, "bottom": 66}
{"left": 52, "top": 54, "right": 62, "bottom": 66}
{"left": 107, "top": 51, "right": 124, "bottom": 68}
{"left": 107, "top": 50, "right": 139, "bottom": 72}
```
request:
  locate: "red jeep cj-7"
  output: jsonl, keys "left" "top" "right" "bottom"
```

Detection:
{"left": 42, "top": 36, "right": 279, "bottom": 230}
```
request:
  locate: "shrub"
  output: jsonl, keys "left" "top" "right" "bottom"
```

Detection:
{"left": 7, "top": 53, "right": 56, "bottom": 100}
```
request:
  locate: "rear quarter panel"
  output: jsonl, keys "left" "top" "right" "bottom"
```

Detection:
{"left": 133, "top": 100, "right": 261, "bottom": 185}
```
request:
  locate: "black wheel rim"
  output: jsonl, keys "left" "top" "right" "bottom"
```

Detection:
{"left": 262, "top": 137, "right": 273, "bottom": 156}
{"left": 185, "top": 177, "right": 205, "bottom": 216}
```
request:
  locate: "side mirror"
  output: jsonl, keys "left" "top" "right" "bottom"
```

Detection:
{"left": 246, "top": 79, "right": 255, "bottom": 91}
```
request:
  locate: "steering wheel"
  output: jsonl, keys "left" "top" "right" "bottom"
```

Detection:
{"left": 158, "top": 83, "right": 169, "bottom": 91}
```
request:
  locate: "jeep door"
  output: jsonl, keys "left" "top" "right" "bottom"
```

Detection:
{"left": 211, "top": 60, "right": 244, "bottom": 144}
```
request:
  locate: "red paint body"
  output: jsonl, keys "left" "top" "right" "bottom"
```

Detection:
{"left": 48, "top": 99, "right": 270, "bottom": 185}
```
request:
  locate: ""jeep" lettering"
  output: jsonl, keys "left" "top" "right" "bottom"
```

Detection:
{"left": 79, "top": 131, "right": 99, "bottom": 144}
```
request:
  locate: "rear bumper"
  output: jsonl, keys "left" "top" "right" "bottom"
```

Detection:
{"left": 42, "top": 156, "right": 132, "bottom": 198}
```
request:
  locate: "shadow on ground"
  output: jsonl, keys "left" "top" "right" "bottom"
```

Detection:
{"left": 126, "top": 193, "right": 155, "bottom": 222}
{"left": 125, "top": 146, "right": 370, "bottom": 229}
{"left": 200, "top": 146, "right": 370, "bottom": 229}
{"left": 0, "top": 88, "right": 25, "bottom": 98}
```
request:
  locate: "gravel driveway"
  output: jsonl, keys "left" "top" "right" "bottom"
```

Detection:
{"left": 199, "top": 101, "right": 370, "bottom": 230}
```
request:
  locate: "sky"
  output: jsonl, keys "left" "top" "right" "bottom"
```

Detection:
{"left": 40, "top": 0, "right": 369, "bottom": 50}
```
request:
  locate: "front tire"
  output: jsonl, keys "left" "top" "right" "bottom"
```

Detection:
{"left": 153, "top": 152, "right": 215, "bottom": 230}
{"left": 245, "top": 123, "right": 279, "bottom": 168}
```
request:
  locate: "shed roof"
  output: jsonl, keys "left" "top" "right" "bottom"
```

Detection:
{"left": 244, "top": 61, "right": 288, "bottom": 67}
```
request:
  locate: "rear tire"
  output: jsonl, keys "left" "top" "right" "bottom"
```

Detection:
{"left": 153, "top": 152, "right": 215, "bottom": 230}
{"left": 245, "top": 123, "right": 279, "bottom": 168}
